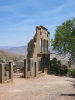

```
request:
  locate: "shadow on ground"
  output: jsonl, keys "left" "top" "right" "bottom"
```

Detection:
{"left": 60, "top": 93, "right": 75, "bottom": 96}
{"left": 60, "top": 79, "right": 75, "bottom": 98}
{"left": 66, "top": 80, "right": 75, "bottom": 89}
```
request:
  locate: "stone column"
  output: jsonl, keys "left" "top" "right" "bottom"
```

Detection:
{"left": 41, "top": 58, "right": 44, "bottom": 73}
{"left": 24, "top": 58, "right": 27, "bottom": 78}
{"left": 30, "top": 58, "right": 35, "bottom": 78}
{"left": 48, "top": 54, "right": 50, "bottom": 67}
{"left": 9, "top": 62, "right": 13, "bottom": 82}
{"left": 36, "top": 61, "right": 38, "bottom": 77}
{"left": 0, "top": 63, "right": 4, "bottom": 83}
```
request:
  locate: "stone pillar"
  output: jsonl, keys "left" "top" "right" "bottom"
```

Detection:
{"left": 9, "top": 62, "right": 13, "bottom": 82}
{"left": 24, "top": 58, "right": 27, "bottom": 78}
{"left": 36, "top": 61, "right": 38, "bottom": 77}
{"left": 42, "top": 57, "right": 44, "bottom": 73}
{"left": 30, "top": 58, "right": 35, "bottom": 78}
{"left": 48, "top": 54, "right": 50, "bottom": 67}
{"left": 0, "top": 63, "right": 4, "bottom": 83}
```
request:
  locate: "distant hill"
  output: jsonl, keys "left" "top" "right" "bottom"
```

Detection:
{"left": 0, "top": 46, "right": 11, "bottom": 50}
{"left": 0, "top": 50, "right": 26, "bottom": 61}
{"left": 0, "top": 46, "right": 27, "bottom": 55}
{"left": 0, "top": 50, "right": 17, "bottom": 60}
{"left": 0, "top": 45, "right": 53, "bottom": 55}
{"left": 6, "top": 46, "right": 27, "bottom": 55}
{"left": 0, "top": 45, "right": 55, "bottom": 62}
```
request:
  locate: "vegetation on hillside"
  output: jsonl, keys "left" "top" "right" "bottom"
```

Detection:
{"left": 0, "top": 50, "right": 26, "bottom": 62}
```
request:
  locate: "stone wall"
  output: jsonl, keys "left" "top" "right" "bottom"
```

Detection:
{"left": 0, "top": 62, "right": 13, "bottom": 83}
{"left": 26, "top": 25, "right": 50, "bottom": 78}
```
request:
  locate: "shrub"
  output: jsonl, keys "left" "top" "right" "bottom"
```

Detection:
{"left": 49, "top": 57, "right": 68, "bottom": 75}
{"left": 67, "top": 68, "right": 72, "bottom": 76}
{"left": 49, "top": 57, "right": 60, "bottom": 74}
{"left": 57, "top": 60, "right": 61, "bottom": 65}
{"left": 13, "top": 66, "right": 16, "bottom": 71}
{"left": 72, "top": 69, "right": 75, "bottom": 78}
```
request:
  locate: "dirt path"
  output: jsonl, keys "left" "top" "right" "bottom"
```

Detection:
{"left": 0, "top": 75, "right": 75, "bottom": 100}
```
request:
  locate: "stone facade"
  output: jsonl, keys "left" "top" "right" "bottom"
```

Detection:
{"left": 25, "top": 25, "right": 50, "bottom": 78}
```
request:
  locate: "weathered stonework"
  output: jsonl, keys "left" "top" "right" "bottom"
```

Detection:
{"left": 0, "top": 62, "right": 13, "bottom": 83}
{"left": 26, "top": 25, "right": 50, "bottom": 78}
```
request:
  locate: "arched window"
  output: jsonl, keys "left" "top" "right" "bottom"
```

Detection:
{"left": 44, "top": 40, "right": 48, "bottom": 53}
{"left": 40, "top": 39, "right": 42, "bottom": 52}
{"left": 47, "top": 40, "right": 48, "bottom": 52}
{"left": 45, "top": 40, "right": 47, "bottom": 53}
{"left": 44, "top": 39, "right": 45, "bottom": 52}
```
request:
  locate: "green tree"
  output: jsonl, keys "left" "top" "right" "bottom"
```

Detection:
{"left": 51, "top": 18, "right": 75, "bottom": 65}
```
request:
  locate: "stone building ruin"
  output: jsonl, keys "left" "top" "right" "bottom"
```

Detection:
{"left": 24, "top": 25, "right": 50, "bottom": 78}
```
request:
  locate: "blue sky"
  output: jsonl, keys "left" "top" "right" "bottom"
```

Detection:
{"left": 0, "top": 0, "right": 75, "bottom": 46}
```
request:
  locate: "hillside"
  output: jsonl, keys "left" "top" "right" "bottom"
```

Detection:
{"left": 0, "top": 50, "right": 26, "bottom": 61}
{"left": 6, "top": 46, "right": 27, "bottom": 54}
{"left": 0, "top": 46, "right": 27, "bottom": 54}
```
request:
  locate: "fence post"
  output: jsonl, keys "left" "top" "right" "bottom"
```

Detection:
{"left": 9, "top": 62, "right": 13, "bottom": 82}
{"left": 0, "top": 63, "right": 4, "bottom": 83}
{"left": 24, "top": 58, "right": 27, "bottom": 78}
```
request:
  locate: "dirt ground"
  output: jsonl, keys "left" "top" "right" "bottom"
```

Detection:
{"left": 0, "top": 75, "right": 75, "bottom": 100}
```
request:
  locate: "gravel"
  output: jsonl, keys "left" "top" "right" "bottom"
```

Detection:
{"left": 0, "top": 75, "right": 75, "bottom": 100}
